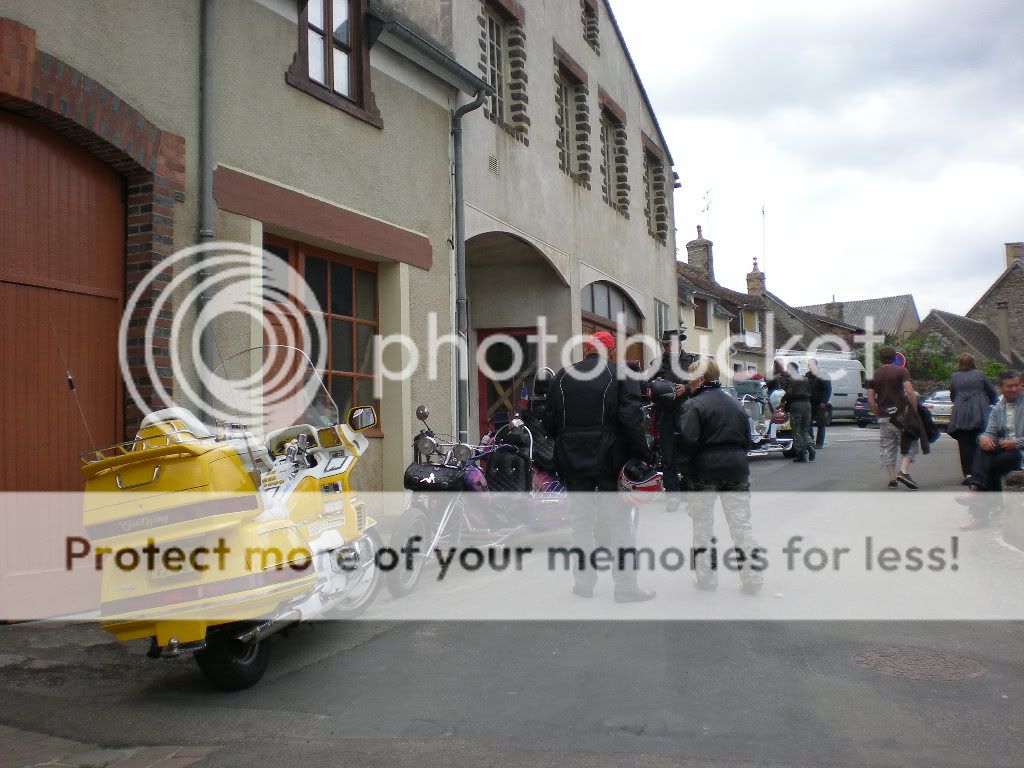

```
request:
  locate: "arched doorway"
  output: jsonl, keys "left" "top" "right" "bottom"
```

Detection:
{"left": 466, "top": 231, "right": 569, "bottom": 438}
{"left": 581, "top": 280, "right": 646, "bottom": 365}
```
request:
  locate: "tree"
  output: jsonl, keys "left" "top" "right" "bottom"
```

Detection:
{"left": 900, "top": 333, "right": 957, "bottom": 382}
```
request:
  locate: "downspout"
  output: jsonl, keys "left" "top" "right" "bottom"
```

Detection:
{"left": 452, "top": 90, "right": 487, "bottom": 444}
{"left": 197, "top": 0, "right": 216, "bottom": 417}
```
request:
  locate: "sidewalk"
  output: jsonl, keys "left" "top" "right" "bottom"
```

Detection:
{"left": 0, "top": 724, "right": 213, "bottom": 768}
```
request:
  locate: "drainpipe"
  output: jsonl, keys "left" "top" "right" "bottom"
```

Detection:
{"left": 197, "top": 0, "right": 216, "bottom": 417}
{"left": 452, "top": 90, "right": 487, "bottom": 444}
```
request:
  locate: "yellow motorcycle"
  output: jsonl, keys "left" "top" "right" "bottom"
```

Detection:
{"left": 79, "top": 346, "right": 381, "bottom": 690}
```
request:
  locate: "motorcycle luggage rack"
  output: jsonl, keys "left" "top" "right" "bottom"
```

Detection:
{"left": 80, "top": 429, "right": 209, "bottom": 464}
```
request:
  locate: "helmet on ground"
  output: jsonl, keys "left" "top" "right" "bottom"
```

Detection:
{"left": 618, "top": 459, "right": 662, "bottom": 503}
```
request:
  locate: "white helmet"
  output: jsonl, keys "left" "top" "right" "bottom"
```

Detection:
{"left": 618, "top": 460, "right": 663, "bottom": 504}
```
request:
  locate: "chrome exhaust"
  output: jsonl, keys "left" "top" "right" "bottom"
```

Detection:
{"left": 235, "top": 610, "right": 301, "bottom": 645}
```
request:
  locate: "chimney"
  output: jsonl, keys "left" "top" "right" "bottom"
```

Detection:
{"left": 824, "top": 296, "right": 845, "bottom": 322}
{"left": 746, "top": 257, "right": 765, "bottom": 295}
{"left": 686, "top": 225, "right": 714, "bottom": 281}
{"left": 996, "top": 301, "right": 1011, "bottom": 359}
{"left": 1006, "top": 242, "right": 1024, "bottom": 270}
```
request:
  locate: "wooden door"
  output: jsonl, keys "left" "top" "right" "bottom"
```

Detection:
{"left": 0, "top": 111, "right": 124, "bottom": 617}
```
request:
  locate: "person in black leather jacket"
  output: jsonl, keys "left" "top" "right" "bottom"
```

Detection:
{"left": 782, "top": 363, "right": 815, "bottom": 463}
{"left": 648, "top": 330, "right": 698, "bottom": 501}
{"left": 544, "top": 331, "right": 654, "bottom": 603}
{"left": 676, "top": 358, "right": 763, "bottom": 595}
{"left": 805, "top": 359, "right": 832, "bottom": 449}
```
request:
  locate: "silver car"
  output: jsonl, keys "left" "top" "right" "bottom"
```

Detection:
{"left": 922, "top": 390, "right": 953, "bottom": 426}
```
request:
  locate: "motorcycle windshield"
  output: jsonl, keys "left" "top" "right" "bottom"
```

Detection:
{"left": 208, "top": 345, "right": 339, "bottom": 438}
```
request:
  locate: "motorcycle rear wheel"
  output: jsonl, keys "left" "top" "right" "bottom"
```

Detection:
{"left": 195, "top": 629, "right": 271, "bottom": 691}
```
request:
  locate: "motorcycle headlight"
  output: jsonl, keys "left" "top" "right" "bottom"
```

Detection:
{"left": 415, "top": 435, "right": 438, "bottom": 456}
{"left": 452, "top": 443, "right": 473, "bottom": 462}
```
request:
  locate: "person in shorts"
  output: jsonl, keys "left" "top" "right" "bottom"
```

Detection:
{"left": 867, "top": 347, "right": 919, "bottom": 489}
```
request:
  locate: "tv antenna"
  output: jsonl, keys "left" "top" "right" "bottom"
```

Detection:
{"left": 761, "top": 204, "right": 766, "bottom": 273}
{"left": 699, "top": 189, "right": 712, "bottom": 235}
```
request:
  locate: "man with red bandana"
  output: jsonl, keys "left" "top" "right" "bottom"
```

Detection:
{"left": 544, "top": 332, "right": 655, "bottom": 602}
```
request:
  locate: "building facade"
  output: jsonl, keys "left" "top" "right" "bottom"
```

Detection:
{"left": 451, "top": 0, "right": 680, "bottom": 434}
{"left": 0, "top": 0, "right": 491, "bottom": 498}
{"left": 0, "top": 0, "right": 681, "bottom": 492}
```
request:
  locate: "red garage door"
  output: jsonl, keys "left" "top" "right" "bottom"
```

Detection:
{"left": 0, "top": 110, "right": 124, "bottom": 616}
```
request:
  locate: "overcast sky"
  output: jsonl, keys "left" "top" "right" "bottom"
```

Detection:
{"left": 611, "top": 0, "right": 1024, "bottom": 317}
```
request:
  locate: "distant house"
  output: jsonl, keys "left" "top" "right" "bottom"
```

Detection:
{"left": 915, "top": 309, "right": 1024, "bottom": 369}
{"left": 965, "top": 243, "right": 1024, "bottom": 356}
{"left": 912, "top": 243, "right": 1024, "bottom": 368}
{"left": 798, "top": 295, "right": 920, "bottom": 338}
{"left": 676, "top": 227, "right": 862, "bottom": 377}
{"left": 677, "top": 228, "right": 767, "bottom": 375}
{"left": 744, "top": 261, "right": 863, "bottom": 359}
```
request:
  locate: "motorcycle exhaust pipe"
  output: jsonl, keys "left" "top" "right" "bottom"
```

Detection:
{"left": 235, "top": 610, "right": 301, "bottom": 645}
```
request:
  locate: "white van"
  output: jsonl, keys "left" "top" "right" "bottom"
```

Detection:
{"left": 772, "top": 352, "right": 867, "bottom": 420}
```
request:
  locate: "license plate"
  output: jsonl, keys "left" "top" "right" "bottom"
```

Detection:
{"left": 150, "top": 537, "right": 204, "bottom": 581}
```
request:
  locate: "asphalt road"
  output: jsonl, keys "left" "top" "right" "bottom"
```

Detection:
{"left": 2, "top": 425, "right": 1022, "bottom": 768}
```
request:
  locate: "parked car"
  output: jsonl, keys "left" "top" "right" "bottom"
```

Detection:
{"left": 922, "top": 389, "right": 952, "bottom": 427}
{"left": 854, "top": 394, "right": 878, "bottom": 427}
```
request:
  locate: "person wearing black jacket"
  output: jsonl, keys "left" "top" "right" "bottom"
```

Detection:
{"left": 676, "top": 358, "right": 763, "bottom": 595}
{"left": 805, "top": 359, "right": 832, "bottom": 449}
{"left": 648, "top": 330, "right": 697, "bottom": 502}
{"left": 782, "top": 362, "right": 815, "bottom": 463}
{"left": 544, "top": 331, "right": 655, "bottom": 603}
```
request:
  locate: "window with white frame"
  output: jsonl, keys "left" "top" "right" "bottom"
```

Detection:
{"left": 485, "top": 8, "right": 509, "bottom": 122}
{"left": 655, "top": 299, "right": 671, "bottom": 341}
{"left": 555, "top": 72, "right": 577, "bottom": 175}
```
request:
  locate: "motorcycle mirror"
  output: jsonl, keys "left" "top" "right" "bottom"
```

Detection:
{"left": 415, "top": 405, "right": 430, "bottom": 423}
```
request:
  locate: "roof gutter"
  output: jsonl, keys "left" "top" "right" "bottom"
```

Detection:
{"left": 366, "top": 13, "right": 491, "bottom": 96}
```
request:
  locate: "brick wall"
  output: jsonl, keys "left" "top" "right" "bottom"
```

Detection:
{"left": 580, "top": 0, "right": 599, "bottom": 54}
{"left": 0, "top": 17, "right": 186, "bottom": 435}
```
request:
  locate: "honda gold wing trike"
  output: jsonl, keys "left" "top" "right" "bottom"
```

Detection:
{"left": 79, "top": 346, "right": 381, "bottom": 690}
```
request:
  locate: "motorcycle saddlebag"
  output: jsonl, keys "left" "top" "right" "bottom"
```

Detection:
{"left": 485, "top": 450, "right": 532, "bottom": 493}
{"left": 403, "top": 463, "right": 464, "bottom": 492}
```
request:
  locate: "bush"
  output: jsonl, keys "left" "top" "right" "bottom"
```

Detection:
{"left": 983, "top": 360, "right": 1007, "bottom": 379}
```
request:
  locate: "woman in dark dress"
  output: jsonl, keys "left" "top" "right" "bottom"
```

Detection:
{"left": 947, "top": 354, "right": 998, "bottom": 483}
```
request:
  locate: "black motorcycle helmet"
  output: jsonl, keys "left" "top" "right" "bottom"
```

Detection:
{"left": 649, "top": 378, "right": 677, "bottom": 407}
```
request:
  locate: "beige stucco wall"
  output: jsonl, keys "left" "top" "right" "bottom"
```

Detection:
{"left": 3, "top": 0, "right": 461, "bottom": 490}
{"left": 448, "top": 0, "right": 679, "bottom": 351}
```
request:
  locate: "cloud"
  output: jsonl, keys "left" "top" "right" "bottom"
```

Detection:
{"left": 610, "top": 0, "right": 1024, "bottom": 317}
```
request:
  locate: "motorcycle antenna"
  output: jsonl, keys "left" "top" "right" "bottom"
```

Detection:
{"left": 48, "top": 314, "right": 97, "bottom": 453}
